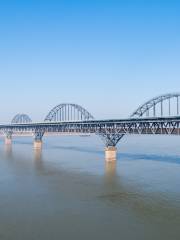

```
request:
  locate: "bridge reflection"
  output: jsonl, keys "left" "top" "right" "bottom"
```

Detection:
{"left": 1, "top": 144, "right": 180, "bottom": 221}
{"left": 4, "top": 143, "right": 12, "bottom": 159}
{"left": 104, "top": 161, "right": 117, "bottom": 184}
{"left": 34, "top": 148, "right": 43, "bottom": 161}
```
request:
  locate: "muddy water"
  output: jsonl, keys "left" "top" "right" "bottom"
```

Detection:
{"left": 0, "top": 135, "right": 180, "bottom": 240}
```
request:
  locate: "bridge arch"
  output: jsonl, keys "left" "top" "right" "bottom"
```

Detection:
{"left": 131, "top": 93, "right": 180, "bottom": 118}
{"left": 11, "top": 114, "right": 32, "bottom": 124}
{"left": 45, "top": 103, "right": 94, "bottom": 122}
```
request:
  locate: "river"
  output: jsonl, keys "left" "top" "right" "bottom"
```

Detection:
{"left": 0, "top": 135, "right": 180, "bottom": 239}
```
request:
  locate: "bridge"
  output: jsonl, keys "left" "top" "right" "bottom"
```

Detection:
{"left": 1, "top": 93, "right": 180, "bottom": 161}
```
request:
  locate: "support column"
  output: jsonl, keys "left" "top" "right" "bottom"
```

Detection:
{"left": 34, "top": 130, "right": 44, "bottom": 149}
{"left": 98, "top": 131, "right": 124, "bottom": 162}
{"left": 105, "top": 146, "right": 117, "bottom": 162}
{"left": 4, "top": 131, "right": 12, "bottom": 145}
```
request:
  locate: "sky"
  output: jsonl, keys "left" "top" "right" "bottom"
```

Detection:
{"left": 0, "top": 0, "right": 179, "bottom": 122}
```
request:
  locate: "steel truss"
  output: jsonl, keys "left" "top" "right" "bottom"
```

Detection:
{"left": 3, "top": 94, "right": 180, "bottom": 148}
{"left": 1, "top": 116, "right": 180, "bottom": 147}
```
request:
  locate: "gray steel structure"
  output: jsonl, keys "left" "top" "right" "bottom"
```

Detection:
{"left": 131, "top": 93, "right": 180, "bottom": 117}
{"left": 11, "top": 114, "right": 32, "bottom": 124}
{"left": 1, "top": 116, "right": 180, "bottom": 146}
{"left": 1, "top": 93, "right": 180, "bottom": 148}
{"left": 45, "top": 103, "right": 94, "bottom": 122}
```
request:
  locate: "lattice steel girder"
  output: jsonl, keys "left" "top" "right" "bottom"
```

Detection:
{"left": 1, "top": 117, "right": 180, "bottom": 146}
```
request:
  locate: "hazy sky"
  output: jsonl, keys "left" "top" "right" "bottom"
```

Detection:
{"left": 0, "top": 0, "right": 179, "bottom": 122}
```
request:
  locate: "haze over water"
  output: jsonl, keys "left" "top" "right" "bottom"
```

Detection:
{"left": 0, "top": 135, "right": 180, "bottom": 240}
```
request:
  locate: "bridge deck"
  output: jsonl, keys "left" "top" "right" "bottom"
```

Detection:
{"left": 0, "top": 116, "right": 179, "bottom": 137}
{"left": 1, "top": 116, "right": 180, "bottom": 128}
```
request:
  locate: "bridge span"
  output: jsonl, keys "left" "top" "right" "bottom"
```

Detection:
{"left": 1, "top": 93, "right": 180, "bottom": 161}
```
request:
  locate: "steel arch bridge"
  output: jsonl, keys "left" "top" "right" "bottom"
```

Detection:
{"left": 131, "top": 93, "right": 180, "bottom": 118}
{"left": 1, "top": 93, "right": 180, "bottom": 161}
{"left": 11, "top": 114, "right": 32, "bottom": 124}
{"left": 45, "top": 103, "right": 94, "bottom": 122}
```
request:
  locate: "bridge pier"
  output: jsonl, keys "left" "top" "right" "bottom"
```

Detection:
{"left": 34, "top": 130, "right": 44, "bottom": 149}
{"left": 99, "top": 132, "right": 123, "bottom": 162}
{"left": 105, "top": 146, "right": 117, "bottom": 162}
{"left": 4, "top": 131, "right": 13, "bottom": 145}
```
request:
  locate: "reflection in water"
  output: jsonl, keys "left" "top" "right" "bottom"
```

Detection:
{"left": 104, "top": 161, "right": 117, "bottom": 185}
{"left": 34, "top": 148, "right": 42, "bottom": 161}
{"left": 0, "top": 136, "right": 180, "bottom": 240}
{"left": 33, "top": 148, "right": 44, "bottom": 171}
{"left": 4, "top": 143, "right": 12, "bottom": 159}
{"left": 102, "top": 160, "right": 180, "bottom": 225}
{"left": 103, "top": 160, "right": 136, "bottom": 205}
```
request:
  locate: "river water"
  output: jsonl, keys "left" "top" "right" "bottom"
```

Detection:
{"left": 0, "top": 135, "right": 180, "bottom": 240}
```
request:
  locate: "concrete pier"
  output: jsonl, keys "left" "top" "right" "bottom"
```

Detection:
{"left": 34, "top": 140, "right": 43, "bottom": 149}
{"left": 105, "top": 146, "right": 117, "bottom": 162}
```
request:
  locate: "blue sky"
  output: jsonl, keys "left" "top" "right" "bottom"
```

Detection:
{"left": 0, "top": 0, "right": 179, "bottom": 122}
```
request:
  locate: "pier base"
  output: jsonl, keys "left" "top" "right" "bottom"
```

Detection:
{"left": 105, "top": 146, "right": 117, "bottom": 162}
{"left": 5, "top": 137, "right": 12, "bottom": 145}
{"left": 34, "top": 140, "right": 42, "bottom": 149}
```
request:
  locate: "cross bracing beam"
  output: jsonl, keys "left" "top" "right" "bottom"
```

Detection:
{"left": 1, "top": 116, "right": 180, "bottom": 137}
